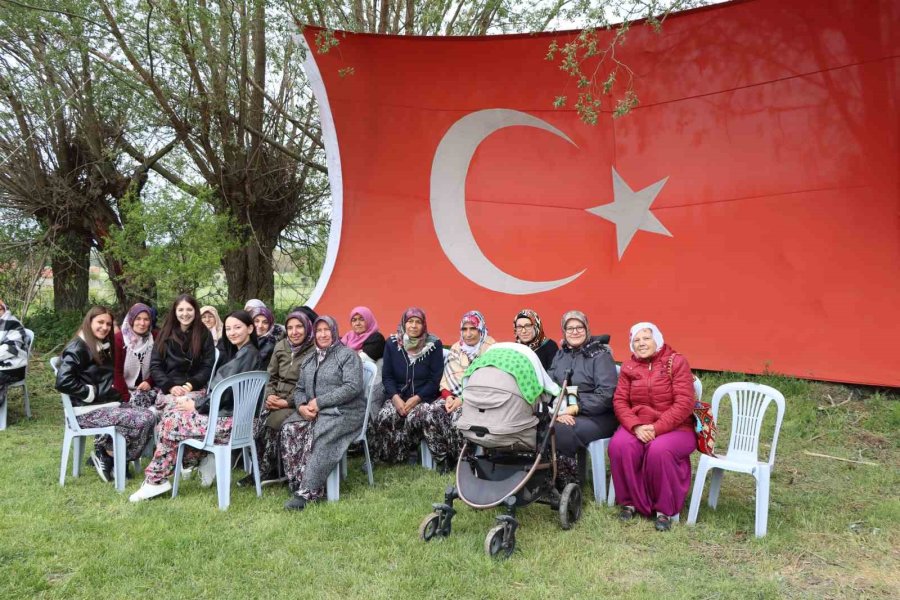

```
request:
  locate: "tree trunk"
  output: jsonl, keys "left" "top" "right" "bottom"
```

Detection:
{"left": 51, "top": 228, "right": 90, "bottom": 312}
{"left": 222, "top": 225, "right": 277, "bottom": 306}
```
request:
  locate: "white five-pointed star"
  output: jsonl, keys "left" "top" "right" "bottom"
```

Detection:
{"left": 586, "top": 167, "right": 672, "bottom": 259}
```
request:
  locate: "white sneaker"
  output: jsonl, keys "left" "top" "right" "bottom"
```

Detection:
{"left": 198, "top": 454, "right": 216, "bottom": 488}
{"left": 129, "top": 479, "right": 172, "bottom": 502}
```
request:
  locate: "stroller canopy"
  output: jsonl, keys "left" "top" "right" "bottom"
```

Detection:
{"left": 463, "top": 342, "right": 561, "bottom": 404}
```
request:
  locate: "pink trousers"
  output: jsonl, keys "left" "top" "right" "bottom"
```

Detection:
{"left": 608, "top": 426, "right": 696, "bottom": 517}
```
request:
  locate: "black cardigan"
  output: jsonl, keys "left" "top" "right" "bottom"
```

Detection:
{"left": 360, "top": 331, "right": 386, "bottom": 361}
{"left": 150, "top": 328, "right": 215, "bottom": 393}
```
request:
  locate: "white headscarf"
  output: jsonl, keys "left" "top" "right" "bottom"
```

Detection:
{"left": 629, "top": 322, "right": 664, "bottom": 353}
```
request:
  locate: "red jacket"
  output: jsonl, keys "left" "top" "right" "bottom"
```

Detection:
{"left": 112, "top": 330, "right": 154, "bottom": 402}
{"left": 613, "top": 344, "right": 695, "bottom": 436}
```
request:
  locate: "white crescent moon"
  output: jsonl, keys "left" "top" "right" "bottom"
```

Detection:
{"left": 430, "top": 109, "right": 585, "bottom": 295}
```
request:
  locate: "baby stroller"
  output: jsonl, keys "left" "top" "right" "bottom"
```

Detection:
{"left": 418, "top": 343, "right": 582, "bottom": 558}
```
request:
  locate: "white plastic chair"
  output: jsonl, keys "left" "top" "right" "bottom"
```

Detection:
{"left": 208, "top": 347, "right": 220, "bottom": 386}
{"left": 593, "top": 372, "right": 703, "bottom": 507}
{"left": 0, "top": 328, "right": 34, "bottom": 430}
{"left": 687, "top": 382, "right": 785, "bottom": 537}
{"left": 171, "top": 370, "right": 269, "bottom": 510}
{"left": 326, "top": 360, "right": 378, "bottom": 501}
{"left": 50, "top": 357, "right": 128, "bottom": 492}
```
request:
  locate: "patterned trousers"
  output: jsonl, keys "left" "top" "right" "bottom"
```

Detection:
{"left": 251, "top": 409, "right": 289, "bottom": 479}
{"left": 76, "top": 405, "right": 156, "bottom": 461}
{"left": 370, "top": 401, "right": 430, "bottom": 464}
{"left": 280, "top": 419, "right": 323, "bottom": 500}
{"left": 405, "top": 399, "right": 464, "bottom": 465}
{"left": 143, "top": 404, "right": 233, "bottom": 484}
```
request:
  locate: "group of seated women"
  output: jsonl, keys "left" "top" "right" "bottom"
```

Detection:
{"left": 55, "top": 297, "right": 699, "bottom": 529}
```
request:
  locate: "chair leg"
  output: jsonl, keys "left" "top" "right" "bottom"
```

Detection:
{"left": 23, "top": 385, "right": 31, "bottom": 418}
{"left": 420, "top": 441, "right": 433, "bottom": 469}
{"left": 248, "top": 444, "right": 262, "bottom": 498}
{"left": 362, "top": 438, "right": 374, "bottom": 487}
{"left": 242, "top": 447, "right": 251, "bottom": 473}
{"left": 0, "top": 398, "right": 7, "bottom": 430}
{"left": 341, "top": 454, "right": 348, "bottom": 480}
{"left": 755, "top": 466, "right": 770, "bottom": 538}
{"left": 214, "top": 449, "right": 232, "bottom": 510}
{"left": 708, "top": 468, "right": 724, "bottom": 509}
{"left": 687, "top": 460, "right": 710, "bottom": 526}
{"left": 72, "top": 437, "right": 85, "bottom": 478}
{"left": 607, "top": 478, "right": 616, "bottom": 507}
{"left": 112, "top": 432, "right": 127, "bottom": 492}
{"left": 587, "top": 441, "right": 607, "bottom": 504}
{"left": 172, "top": 444, "right": 186, "bottom": 497}
{"left": 60, "top": 432, "right": 73, "bottom": 486}
{"left": 326, "top": 464, "right": 340, "bottom": 502}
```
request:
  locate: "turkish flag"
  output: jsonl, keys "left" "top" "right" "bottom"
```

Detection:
{"left": 301, "top": 0, "right": 900, "bottom": 387}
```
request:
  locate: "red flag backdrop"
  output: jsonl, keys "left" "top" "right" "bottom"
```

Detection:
{"left": 301, "top": 0, "right": 900, "bottom": 387}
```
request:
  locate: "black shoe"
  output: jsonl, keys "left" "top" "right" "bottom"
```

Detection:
{"left": 284, "top": 495, "right": 307, "bottom": 511}
{"left": 654, "top": 514, "right": 672, "bottom": 532}
{"left": 618, "top": 505, "right": 636, "bottom": 522}
{"left": 126, "top": 464, "right": 134, "bottom": 480}
{"left": 90, "top": 448, "right": 113, "bottom": 483}
{"left": 237, "top": 473, "right": 258, "bottom": 488}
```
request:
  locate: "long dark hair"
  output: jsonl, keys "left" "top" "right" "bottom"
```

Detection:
{"left": 155, "top": 294, "right": 206, "bottom": 359}
{"left": 75, "top": 306, "right": 115, "bottom": 365}
{"left": 219, "top": 310, "right": 259, "bottom": 360}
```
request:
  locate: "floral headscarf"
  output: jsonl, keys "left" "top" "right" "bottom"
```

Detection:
{"left": 396, "top": 307, "right": 435, "bottom": 357}
{"left": 458, "top": 310, "right": 488, "bottom": 360}
{"left": 514, "top": 308, "right": 546, "bottom": 351}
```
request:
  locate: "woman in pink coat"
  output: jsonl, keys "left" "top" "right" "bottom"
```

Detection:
{"left": 608, "top": 322, "right": 696, "bottom": 532}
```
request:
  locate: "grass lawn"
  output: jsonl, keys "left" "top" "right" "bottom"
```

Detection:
{"left": 0, "top": 348, "right": 897, "bottom": 599}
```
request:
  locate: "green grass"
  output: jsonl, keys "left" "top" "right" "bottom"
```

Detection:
{"left": 0, "top": 356, "right": 897, "bottom": 599}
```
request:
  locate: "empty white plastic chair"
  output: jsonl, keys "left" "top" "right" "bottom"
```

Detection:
{"left": 171, "top": 371, "right": 269, "bottom": 510}
{"left": 0, "top": 328, "right": 34, "bottom": 430}
{"left": 326, "top": 360, "right": 378, "bottom": 501}
{"left": 687, "top": 382, "right": 785, "bottom": 537}
{"left": 50, "top": 357, "right": 128, "bottom": 492}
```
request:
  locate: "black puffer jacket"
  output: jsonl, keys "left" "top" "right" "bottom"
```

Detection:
{"left": 548, "top": 336, "right": 617, "bottom": 417}
{"left": 150, "top": 328, "right": 215, "bottom": 393}
{"left": 55, "top": 337, "right": 120, "bottom": 406}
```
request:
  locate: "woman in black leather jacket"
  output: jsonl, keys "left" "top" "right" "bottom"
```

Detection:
{"left": 55, "top": 306, "right": 156, "bottom": 483}
{"left": 131, "top": 310, "right": 261, "bottom": 502}
{"left": 149, "top": 294, "right": 216, "bottom": 413}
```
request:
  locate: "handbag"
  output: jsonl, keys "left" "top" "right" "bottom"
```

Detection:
{"left": 667, "top": 355, "right": 717, "bottom": 457}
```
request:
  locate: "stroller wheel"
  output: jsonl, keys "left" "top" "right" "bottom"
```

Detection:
{"left": 419, "top": 512, "right": 442, "bottom": 542}
{"left": 484, "top": 524, "right": 515, "bottom": 559}
{"left": 559, "top": 483, "right": 583, "bottom": 530}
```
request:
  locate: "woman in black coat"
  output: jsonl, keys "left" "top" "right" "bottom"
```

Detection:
{"left": 55, "top": 306, "right": 155, "bottom": 483}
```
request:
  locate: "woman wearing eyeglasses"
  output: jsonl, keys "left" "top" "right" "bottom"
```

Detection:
{"left": 548, "top": 310, "right": 618, "bottom": 487}
{"left": 512, "top": 309, "right": 558, "bottom": 370}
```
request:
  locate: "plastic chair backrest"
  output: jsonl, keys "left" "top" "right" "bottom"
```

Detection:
{"left": 49, "top": 357, "right": 82, "bottom": 433}
{"left": 360, "top": 361, "right": 377, "bottom": 430}
{"left": 22, "top": 328, "right": 34, "bottom": 371}
{"left": 199, "top": 371, "right": 269, "bottom": 448}
{"left": 711, "top": 382, "right": 785, "bottom": 466}
{"left": 208, "top": 347, "right": 220, "bottom": 387}
{"left": 693, "top": 378, "right": 703, "bottom": 401}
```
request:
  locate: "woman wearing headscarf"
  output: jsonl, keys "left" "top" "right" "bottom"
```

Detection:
{"left": 0, "top": 299, "right": 29, "bottom": 413}
{"left": 548, "top": 310, "right": 618, "bottom": 486}
{"left": 513, "top": 309, "right": 558, "bottom": 370}
{"left": 250, "top": 306, "right": 279, "bottom": 368}
{"left": 408, "top": 310, "right": 495, "bottom": 473}
{"left": 371, "top": 308, "right": 444, "bottom": 464}
{"left": 199, "top": 306, "right": 224, "bottom": 344}
{"left": 239, "top": 310, "right": 316, "bottom": 487}
{"left": 56, "top": 306, "right": 156, "bottom": 483}
{"left": 245, "top": 299, "right": 286, "bottom": 341}
{"left": 609, "top": 322, "right": 696, "bottom": 532}
{"left": 113, "top": 303, "right": 157, "bottom": 408}
{"left": 281, "top": 316, "right": 366, "bottom": 510}
{"left": 340, "top": 306, "right": 385, "bottom": 363}
{"left": 131, "top": 310, "right": 261, "bottom": 501}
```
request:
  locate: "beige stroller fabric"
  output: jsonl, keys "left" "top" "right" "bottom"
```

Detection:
{"left": 456, "top": 367, "right": 541, "bottom": 450}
